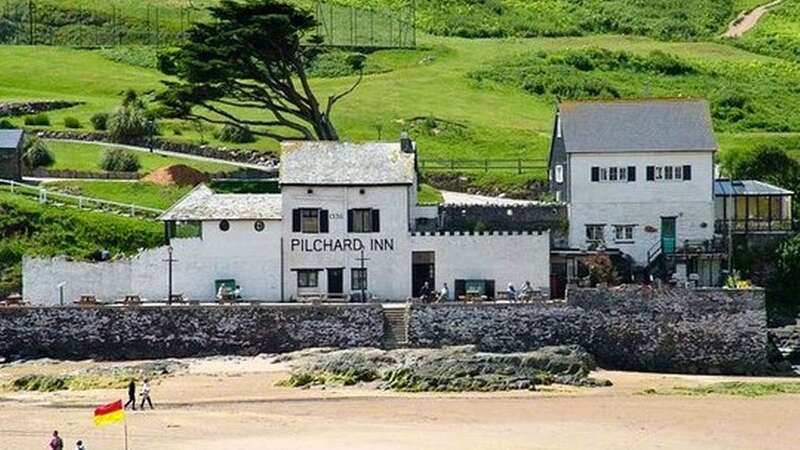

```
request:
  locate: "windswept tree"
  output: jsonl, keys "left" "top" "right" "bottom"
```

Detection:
{"left": 158, "top": 0, "right": 362, "bottom": 141}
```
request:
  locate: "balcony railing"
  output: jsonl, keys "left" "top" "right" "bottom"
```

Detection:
{"left": 715, "top": 219, "right": 795, "bottom": 234}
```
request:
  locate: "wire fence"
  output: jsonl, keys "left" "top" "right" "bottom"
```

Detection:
{"left": 0, "top": 179, "right": 163, "bottom": 219}
{"left": 0, "top": 0, "right": 415, "bottom": 48}
{"left": 420, "top": 159, "right": 548, "bottom": 175}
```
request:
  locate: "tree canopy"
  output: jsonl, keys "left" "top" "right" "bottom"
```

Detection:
{"left": 158, "top": 0, "right": 362, "bottom": 141}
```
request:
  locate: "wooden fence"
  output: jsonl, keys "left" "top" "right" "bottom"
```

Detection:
{"left": 419, "top": 159, "right": 548, "bottom": 174}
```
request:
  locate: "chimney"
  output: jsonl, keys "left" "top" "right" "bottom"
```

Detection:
{"left": 400, "top": 132, "right": 414, "bottom": 154}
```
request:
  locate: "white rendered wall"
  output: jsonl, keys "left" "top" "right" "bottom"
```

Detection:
{"left": 281, "top": 185, "right": 414, "bottom": 300}
{"left": 410, "top": 231, "right": 551, "bottom": 299}
{"left": 23, "top": 220, "right": 282, "bottom": 305}
{"left": 568, "top": 151, "right": 715, "bottom": 265}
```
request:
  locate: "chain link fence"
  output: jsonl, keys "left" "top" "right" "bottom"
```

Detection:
{"left": 0, "top": 0, "right": 415, "bottom": 48}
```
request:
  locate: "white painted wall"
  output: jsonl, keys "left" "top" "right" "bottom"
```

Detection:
{"left": 24, "top": 220, "right": 283, "bottom": 305}
{"left": 281, "top": 184, "right": 414, "bottom": 300}
{"left": 568, "top": 151, "right": 715, "bottom": 265}
{"left": 410, "top": 231, "right": 551, "bottom": 299}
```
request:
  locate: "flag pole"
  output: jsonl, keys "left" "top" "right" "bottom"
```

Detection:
{"left": 124, "top": 420, "right": 129, "bottom": 450}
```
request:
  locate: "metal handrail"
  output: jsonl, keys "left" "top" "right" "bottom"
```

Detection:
{"left": 646, "top": 240, "right": 662, "bottom": 267}
{"left": 0, "top": 178, "right": 164, "bottom": 218}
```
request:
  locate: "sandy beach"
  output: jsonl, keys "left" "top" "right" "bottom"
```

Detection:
{"left": 1, "top": 357, "right": 798, "bottom": 450}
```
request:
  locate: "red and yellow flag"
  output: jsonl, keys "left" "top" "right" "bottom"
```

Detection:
{"left": 94, "top": 400, "right": 125, "bottom": 427}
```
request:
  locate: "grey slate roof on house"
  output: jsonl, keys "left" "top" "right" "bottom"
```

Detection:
{"left": 0, "top": 130, "right": 23, "bottom": 149}
{"left": 714, "top": 179, "right": 794, "bottom": 197}
{"left": 280, "top": 141, "right": 416, "bottom": 186}
{"left": 159, "top": 184, "right": 282, "bottom": 221}
{"left": 559, "top": 99, "right": 717, "bottom": 153}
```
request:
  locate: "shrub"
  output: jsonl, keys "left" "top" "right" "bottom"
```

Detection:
{"left": 22, "top": 137, "right": 54, "bottom": 169}
{"left": 90, "top": 112, "right": 109, "bottom": 131}
{"left": 107, "top": 106, "right": 150, "bottom": 142}
{"left": 63, "top": 116, "right": 81, "bottom": 129}
{"left": 100, "top": 148, "right": 140, "bottom": 172}
{"left": 308, "top": 51, "right": 369, "bottom": 78}
{"left": 23, "top": 113, "right": 50, "bottom": 126}
{"left": 0, "top": 119, "right": 14, "bottom": 129}
{"left": 584, "top": 253, "right": 619, "bottom": 286}
{"left": 217, "top": 124, "right": 256, "bottom": 144}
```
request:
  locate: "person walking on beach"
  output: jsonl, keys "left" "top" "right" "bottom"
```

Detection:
{"left": 140, "top": 379, "right": 154, "bottom": 410}
{"left": 49, "top": 430, "right": 63, "bottom": 450}
{"left": 75, "top": 440, "right": 86, "bottom": 450}
{"left": 124, "top": 379, "right": 136, "bottom": 410}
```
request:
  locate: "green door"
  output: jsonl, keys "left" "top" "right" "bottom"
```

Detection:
{"left": 661, "top": 217, "right": 676, "bottom": 254}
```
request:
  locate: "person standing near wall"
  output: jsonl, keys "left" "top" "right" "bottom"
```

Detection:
{"left": 437, "top": 283, "right": 449, "bottom": 303}
{"left": 124, "top": 379, "right": 136, "bottom": 410}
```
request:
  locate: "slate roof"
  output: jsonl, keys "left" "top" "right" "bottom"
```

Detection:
{"left": 559, "top": 99, "right": 717, "bottom": 154}
{"left": 0, "top": 130, "right": 23, "bottom": 149}
{"left": 280, "top": 141, "right": 416, "bottom": 186}
{"left": 159, "top": 185, "right": 282, "bottom": 221}
{"left": 714, "top": 179, "right": 794, "bottom": 197}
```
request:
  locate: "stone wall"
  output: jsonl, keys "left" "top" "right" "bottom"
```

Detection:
{"left": 0, "top": 101, "right": 84, "bottom": 117}
{"left": 407, "top": 286, "right": 768, "bottom": 374}
{"left": 0, "top": 304, "right": 384, "bottom": 361}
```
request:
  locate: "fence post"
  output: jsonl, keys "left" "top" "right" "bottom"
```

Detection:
{"left": 485, "top": 160, "right": 489, "bottom": 173}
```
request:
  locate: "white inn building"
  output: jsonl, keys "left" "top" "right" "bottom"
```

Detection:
{"left": 21, "top": 99, "right": 794, "bottom": 304}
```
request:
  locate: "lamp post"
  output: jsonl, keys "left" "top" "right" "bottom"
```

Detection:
{"left": 162, "top": 246, "right": 177, "bottom": 304}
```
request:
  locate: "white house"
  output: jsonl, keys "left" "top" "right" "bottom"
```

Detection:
{"left": 23, "top": 137, "right": 551, "bottom": 304}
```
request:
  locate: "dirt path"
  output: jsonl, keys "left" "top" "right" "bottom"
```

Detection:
{"left": 1, "top": 359, "right": 800, "bottom": 450}
{"left": 724, "top": 0, "right": 784, "bottom": 38}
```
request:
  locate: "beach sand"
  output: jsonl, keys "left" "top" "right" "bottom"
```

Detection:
{"left": 1, "top": 357, "right": 798, "bottom": 450}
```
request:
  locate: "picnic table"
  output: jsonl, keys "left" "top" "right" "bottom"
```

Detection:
{"left": 0, "top": 294, "right": 26, "bottom": 306}
{"left": 75, "top": 295, "right": 98, "bottom": 306}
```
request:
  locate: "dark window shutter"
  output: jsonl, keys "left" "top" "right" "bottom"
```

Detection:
{"left": 319, "top": 209, "right": 329, "bottom": 233}
{"left": 347, "top": 210, "right": 354, "bottom": 232}
{"left": 627, "top": 166, "right": 636, "bottom": 182}
{"left": 591, "top": 167, "right": 599, "bottom": 182}
{"left": 683, "top": 165, "right": 692, "bottom": 180}
{"left": 292, "top": 209, "right": 301, "bottom": 232}
{"left": 372, "top": 209, "right": 380, "bottom": 233}
{"left": 646, "top": 166, "right": 655, "bottom": 181}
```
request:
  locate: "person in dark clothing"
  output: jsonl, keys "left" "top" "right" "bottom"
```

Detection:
{"left": 124, "top": 380, "right": 136, "bottom": 410}
{"left": 49, "top": 430, "right": 63, "bottom": 450}
{"left": 419, "top": 281, "right": 431, "bottom": 303}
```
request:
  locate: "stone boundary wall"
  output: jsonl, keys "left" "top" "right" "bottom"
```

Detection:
{"left": 0, "top": 304, "right": 384, "bottom": 361}
{"left": 407, "top": 286, "right": 768, "bottom": 374}
{"left": 34, "top": 130, "right": 278, "bottom": 168}
{"left": 0, "top": 101, "right": 84, "bottom": 117}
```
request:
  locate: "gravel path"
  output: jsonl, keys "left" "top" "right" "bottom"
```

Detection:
{"left": 440, "top": 190, "right": 538, "bottom": 206}
{"left": 724, "top": 0, "right": 784, "bottom": 38}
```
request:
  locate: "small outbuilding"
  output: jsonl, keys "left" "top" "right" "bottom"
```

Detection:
{"left": 0, "top": 129, "right": 23, "bottom": 181}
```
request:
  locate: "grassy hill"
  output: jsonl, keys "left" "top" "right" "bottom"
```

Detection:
{"left": 0, "top": 191, "right": 162, "bottom": 296}
{"left": 735, "top": 1, "right": 800, "bottom": 62}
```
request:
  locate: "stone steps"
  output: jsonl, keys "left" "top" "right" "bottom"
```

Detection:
{"left": 383, "top": 306, "right": 409, "bottom": 349}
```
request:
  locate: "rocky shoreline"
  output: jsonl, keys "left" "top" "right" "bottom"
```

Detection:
{"left": 277, "top": 345, "right": 612, "bottom": 392}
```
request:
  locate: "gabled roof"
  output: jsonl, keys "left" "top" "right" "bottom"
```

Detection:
{"left": 559, "top": 99, "right": 717, "bottom": 154}
{"left": 714, "top": 179, "right": 794, "bottom": 197}
{"left": 280, "top": 141, "right": 416, "bottom": 186}
{"left": 159, "top": 184, "right": 282, "bottom": 221}
{"left": 0, "top": 130, "right": 23, "bottom": 149}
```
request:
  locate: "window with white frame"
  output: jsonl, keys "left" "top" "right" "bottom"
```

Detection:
{"left": 297, "top": 270, "right": 319, "bottom": 288}
{"left": 586, "top": 224, "right": 605, "bottom": 242}
{"left": 351, "top": 268, "right": 368, "bottom": 291}
{"left": 555, "top": 165, "right": 564, "bottom": 183}
{"left": 613, "top": 225, "right": 635, "bottom": 242}
{"left": 592, "top": 166, "right": 633, "bottom": 183}
{"left": 648, "top": 165, "right": 691, "bottom": 182}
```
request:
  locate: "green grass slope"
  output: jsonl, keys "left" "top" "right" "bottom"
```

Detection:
{"left": 1, "top": 35, "right": 795, "bottom": 172}
{"left": 0, "top": 191, "right": 162, "bottom": 296}
{"left": 46, "top": 141, "right": 237, "bottom": 174}
{"left": 735, "top": 1, "right": 800, "bottom": 63}
{"left": 44, "top": 180, "right": 191, "bottom": 209}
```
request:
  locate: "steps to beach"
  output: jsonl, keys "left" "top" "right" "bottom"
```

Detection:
{"left": 383, "top": 305, "right": 409, "bottom": 349}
